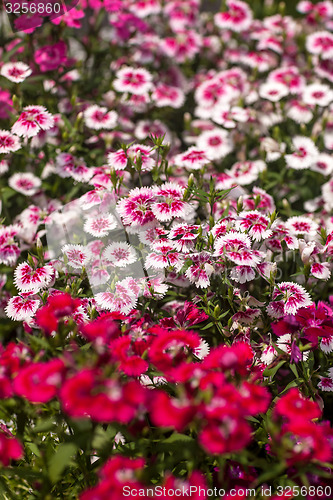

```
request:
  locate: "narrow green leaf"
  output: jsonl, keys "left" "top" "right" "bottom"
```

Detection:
{"left": 263, "top": 360, "right": 286, "bottom": 378}
{"left": 48, "top": 443, "right": 78, "bottom": 483}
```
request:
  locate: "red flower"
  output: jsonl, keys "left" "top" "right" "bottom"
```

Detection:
{"left": 35, "top": 305, "right": 58, "bottom": 335}
{"left": 60, "top": 370, "right": 148, "bottom": 424}
{"left": 238, "top": 381, "right": 271, "bottom": 415}
{"left": 161, "top": 471, "right": 207, "bottom": 500}
{"left": 149, "top": 328, "right": 201, "bottom": 373}
{"left": 282, "top": 421, "right": 332, "bottom": 464}
{"left": 199, "top": 419, "right": 251, "bottom": 455}
{"left": 47, "top": 292, "right": 81, "bottom": 318}
{"left": 109, "top": 336, "right": 149, "bottom": 376}
{"left": 160, "top": 301, "right": 208, "bottom": 329}
{"left": 13, "top": 359, "right": 65, "bottom": 403}
{"left": 80, "top": 455, "right": 146, "bottom": 500}
{"left": 203, "top": 342, "right": 253, "bottom": 376}
{"left": 0, "top": 431, "right": 23, "bottom": 466}
{"left": 149, "top": 391, "right": 196, "bottom": 432}
{"left": 80, "top": 313, "right": 120, "bottom": 343}
{"left": 274, "top": 388, "right": 321, "bottom": 422}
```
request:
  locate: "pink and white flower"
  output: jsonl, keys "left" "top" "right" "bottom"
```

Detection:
{"left": 173, "top": 147, "right": 211, "bottom": 170}
{"left": 103, "top": 242, "right": 137, "bottom": 268}
{"left": 322, "top": 179, "right": 333, "bottom": 210}
{"left": 306, "top": 30, "right": 333, "bottom": 59}
{"left": 196, "top": 128, "right": 233, "bottom": 160}
{"left": 141, "top": 277, "right": 168, "bottom": 298}
{"left": 151, "top": 183, "right": 192, "bottom": 222}
{"left": 261, "top": 344, "right": 278, "bottom": 365}
{"left": 14, "top": 262, "right": 54, "bottom": 292}
{"left": 285, "top": 136, "right": 319, "bottom": 170}
{"left": 227, "top": 160, "right": 266, "bottom": 185}
{"left": 113, "top": 67, "right": 153, "bottom": 95}
{"left": 242, "top": 50, "right": 277, "bottom": 73}
{"left": 127, "top": 144, "right": 155, "bottom": 172}
{"left": 194, "top": 78, "right": 239, "bottom": 119}
{"left": 311, "top": 262, "right": 331, "bottom": 280}
{"left": 168, "top": 223, "right": 199, "bottom": 253}
{"left": 83, "top": 105, "right": 118, "bottom": 130}
{"left": 236, "top": 210, "right": 272, "bottom": 241}
{"left": 146, "top": 240, "right": 183, "bottom": 270}
{"left": 230, "top": 265, "right": 256, "bottom": 283}
{"left": 318, "top": 377, "right": 333, "bottom": 392}
{"left": 321, "top": 336, "right": 333, "bottom": 353}
{"left": 0, "top": 62, "right": 32, "bottom": 83}
{"left": 12, "top": 106, "right": 54, "bottom": 138}
{"left": 0, "top": 160, "right": 9, "bottom": 174}
{"left": 9, "top": 172, "right": 41, "bottom": 196}
{"left": 116, "top": 187, "right": 156, "bottom": 228}
{"left": 285, "top": 215, "right": 319, "bottom": 237}
{"left": 108, "top": 145, "right": 155, "bottom": 173}
{"left": 5, "top": 294, "right": 40, "bottom": 322}
{"left": 214, "top": 231, "right": 262, "bottom": 266}
{"left": 215, "top": 0, "right": 252, "bottom": 32}
{"left": 259, "top": 82, "right": 289, "bottom": 102}
{"left": 302, "top": 83, "right": 333, "bottom": 107}
{"left": 268, "top": 282, "right": 313, "bottom": 316}
{"left": 160, "top": 31, "right": 201, "bottom": 63}
{"left": 152, "top": 84, "right": 185, "bottom": 108}
{"left": 286, "top": 100, "right": 313, "bottom": 124}
{"left": 107, "top": 149, "right": 128, "bottom": 170}
{"left": 310, "top": 153, "right": 333, "bottom": 175}
{"left": 185, "top": 252, "right": 215, "bottom": 288}
{"left": 62, "top": 244, "right": 92, "bottom": 269}
{"left": 268, "top": 66, "right": 305, "bottom": 94}
{"left": 212, "top": 105, "right": 248, "bottom": 128}
{"left": 95, "top": 277, "right": 138, "bottom": 314}
{"left": 83, "top": 213, "right": 117, "bottom": 237}
{"left": 0, "top": 130, "right": 20, "bottom": 154}
{"left": 128, "top": 0, "right": 161, "bottom": 18}
{"left": 56, "top": 153, "right": 93, "bottom": 183}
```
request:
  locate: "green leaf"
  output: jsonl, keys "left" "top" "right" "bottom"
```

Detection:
{"left": 272, "top": 379, "right": 301, "bottom": 402}
{"left": 162, "top": 433, "right": 194, "bottom": 444}
{"left": 200, "top": 322, "right": 214, "bottom": 330}
{"left": 33, "top": 418, "right": 56, "bottom": 434}
{"left": 289, "top": 363, "right": 298, "bottom": 378}
{"left": 26, "top": 442, "right": 41, "bottom": 457}
{"left": 91, "top": 425, "right": 117, "bottom": 450}
{"left": 48, "top": 443, "right": 78, "bottom": 483}
{"left": 263, "top": 360, "right": 286, "bottom": 379}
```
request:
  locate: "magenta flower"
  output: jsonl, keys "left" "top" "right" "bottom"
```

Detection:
{"left": 0, "top": 431, "right": 23, "bottom": 466}
{"left": 34, "top": 41, "right": 68, "bottom": 72}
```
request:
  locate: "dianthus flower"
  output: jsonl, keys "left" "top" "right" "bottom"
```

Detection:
{"left": 13, "top": 359, "right": 65, "bottom": 403}
{"left": 268, "top": 282, "right": 313, "bottom": 317}
{"left": 12, "top": 105, "right": 54, "bottom": 138}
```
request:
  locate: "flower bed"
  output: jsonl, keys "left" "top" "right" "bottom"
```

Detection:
{"left": 1, "top": 0, "right": 333, "bottom": 498}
